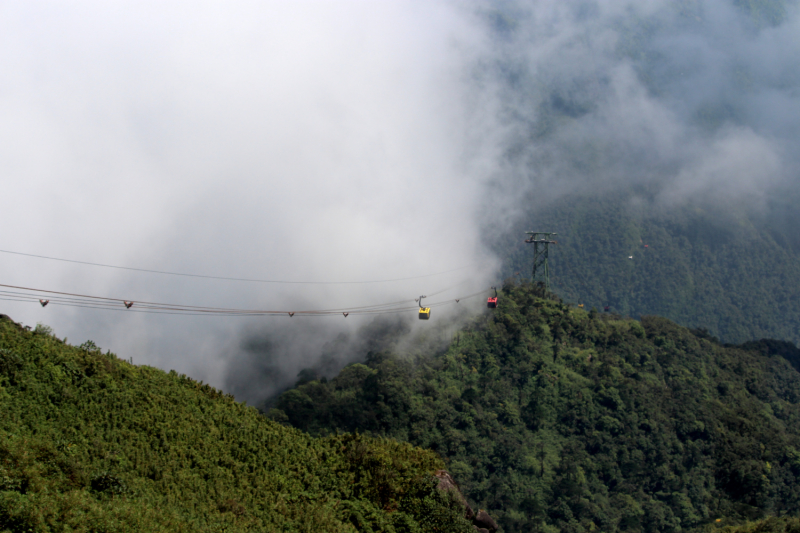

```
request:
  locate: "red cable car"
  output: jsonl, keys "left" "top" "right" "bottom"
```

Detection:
{"left": 487, "top": 287, "right": 498, "bottom": 309}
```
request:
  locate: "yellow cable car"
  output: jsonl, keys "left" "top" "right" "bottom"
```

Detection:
{"left": 418, "top": 295, "right": 430, "bottom": 320}
{"left": 578, "top": 304, "right": 584, "bottom": 308}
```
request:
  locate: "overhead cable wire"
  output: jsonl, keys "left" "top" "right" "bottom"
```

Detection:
{"left": 0, "top": 249, "right": 465, "bottom": 285}
{"left": 0, "top": 277, "right": 473, "bottom": 314}
{"left": 0, "top": 295, "right": 452, "bottom": 316}
{"left": 0, "top": 283, "right": 494, "bottom": 318}
{"left": 0, "top": 278, "right": 472, "bottom": 315}
{"left": 0, "top": 292, "right": 411, "bottom": 317}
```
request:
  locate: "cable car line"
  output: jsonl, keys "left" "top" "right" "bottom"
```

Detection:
{"left": 0, "top": 249, "right": 465, "bottom": 285}
{"left": 0, "top": 293, "right": 417, "bottom": 317}
{"left": 0, "top": 297, "right": 280, "bottom": 318}
{"left": 0, "top": 295, "right": 477, "bottom": 318}
{"left": 0, "top": 282, "right": 494, "bottom": 318}
{"left": 0, "top": 284, "right": 406, "bottom": 315}
{"left": 0, "top": 277, "right": 473, "bottom": 315}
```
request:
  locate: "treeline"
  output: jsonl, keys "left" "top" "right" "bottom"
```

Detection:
{"left": 271, "top": 282, "right": 800, "bottom": 533}
{"left": 0, "top": 317, "right": 473, "bottom": 532}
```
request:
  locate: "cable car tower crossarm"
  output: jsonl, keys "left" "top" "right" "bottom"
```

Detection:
{"left": 524, "top": 231, "right": 557, "bottom": 294}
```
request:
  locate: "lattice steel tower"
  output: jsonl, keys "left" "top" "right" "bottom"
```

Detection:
{"left": 525, "top": 232, "right": 557, "bottom": 293}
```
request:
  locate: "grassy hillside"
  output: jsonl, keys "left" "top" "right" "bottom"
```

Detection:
{"left": 0, "top": 316, "right": 474, "bottom": 533}
{"left": 497, "top": 192, "right": 800, "bottom": 345}
{"left": 271, "top": 282, "right": 800, "bottom": 533}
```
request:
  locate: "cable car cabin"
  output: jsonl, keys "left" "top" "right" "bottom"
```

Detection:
{"left": 487, "top": 286, "right": 499, "bottom": 309}
{"left": 419, "top": 307, "right": 431, "bottom": 320}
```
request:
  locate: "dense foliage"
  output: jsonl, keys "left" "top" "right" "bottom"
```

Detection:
{"left": 497, "top": 192, "right": 800, "bottom": 345}
{"left": 0, "top": 316, "right": 474, "bottom": 533}
{"left": 272, "top": 282, "right": 800, "bottom": 533}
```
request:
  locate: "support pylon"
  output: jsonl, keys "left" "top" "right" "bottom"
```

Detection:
{"left": 524, "top": 232, "right": 557, "bottom": 294}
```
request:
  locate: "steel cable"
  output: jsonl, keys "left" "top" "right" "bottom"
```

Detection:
{"left": 0, "top": 282, "right": 495, "bottom": 318}
{"left": 0, "top": 249, "right": 465, "bottom": 285}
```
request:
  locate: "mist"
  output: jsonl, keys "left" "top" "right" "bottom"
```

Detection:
{"left": 2, "top": 0, "right": 799, "bottom": 405}
{"left": 479, "top": 0, "right": 800, "bottom": 235}
{"left": 0, "top": 1, "right": 503, "bottom": 403}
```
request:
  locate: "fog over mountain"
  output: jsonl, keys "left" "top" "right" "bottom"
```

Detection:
{"left": 1, "top": 0, "right": 798, "bottom": 403}
{"left": 479, "top": 0, "right": 799, "bottom": 235}
{"left": 0, "top": 2, "right": 502, "bottom": 401}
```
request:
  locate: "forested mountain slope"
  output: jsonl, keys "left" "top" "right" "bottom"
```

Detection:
{"left": 271, "top": 283, "right": 800, "bottom": 533}
{"left": 497, "top": 192, "right": 800, "bottom": 345}
{"left": 0, "top": 316, "right": 473, "bottom": 533}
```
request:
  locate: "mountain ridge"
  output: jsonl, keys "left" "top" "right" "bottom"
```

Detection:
{"left": 272, "top": 282, "right": 800, "bottom": 532}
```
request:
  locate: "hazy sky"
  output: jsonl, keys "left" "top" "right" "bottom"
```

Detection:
{"left": 481, "top": 0, "right": 799, "bottom": 222}
{"left": 1, "top": 0, "right": 798, "bottom": 401}
{"left": 0, "top": 1, "right": 502, "bottom": 396}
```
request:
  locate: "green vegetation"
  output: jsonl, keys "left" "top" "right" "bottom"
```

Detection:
{"left": 0, "top": 316, "right": 474, "bottom": 533}
{"left": 272, "top": 282, "right": 800, "bottom": 533}
{"left": 498, "top": 192, "right": 800, "bottom": 345}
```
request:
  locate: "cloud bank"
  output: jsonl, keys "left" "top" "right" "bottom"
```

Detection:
{"left": 478, "top": 0, "right": 799, "bottom": 233}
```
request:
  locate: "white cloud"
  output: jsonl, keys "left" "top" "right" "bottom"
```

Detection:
{"left": 0, "top": 1, "right": 500, "bottom": 390}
